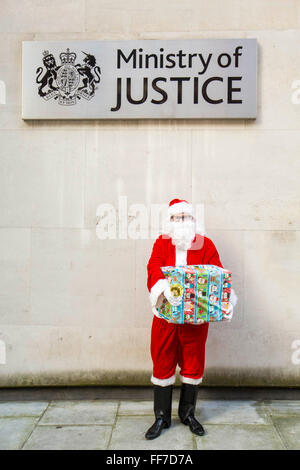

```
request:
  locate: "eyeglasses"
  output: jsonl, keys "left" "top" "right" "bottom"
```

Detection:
{"left": 171, "top": 215, "right": 194, "bottom": 223}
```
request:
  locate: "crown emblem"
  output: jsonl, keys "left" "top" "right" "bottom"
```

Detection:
{"left": 36, "top": 48, "right": 101, "bottom": 106}
{"left": 43, "top": 50, "right": 54, "bottom": 60}
{"left": 59, "top": 48, "right": 77, "bottom": 65}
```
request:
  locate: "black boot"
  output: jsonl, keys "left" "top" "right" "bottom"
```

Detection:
{"left": 178, "top": 383, "right": 205, "bottom": 436}
{"left": 145, "top": 385, "right": 173, "bottom": 440}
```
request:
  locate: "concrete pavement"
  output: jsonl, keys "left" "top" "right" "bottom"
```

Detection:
{"left": 0, "top": 397, "right": 299, "bottom": 450}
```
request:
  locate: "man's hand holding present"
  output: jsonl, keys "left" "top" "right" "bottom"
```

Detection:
{"left": 223, "top": 287, "right": 238, "bottom": 321}
{"left": 163, "top": 285, "right": 183, "bottom": 307}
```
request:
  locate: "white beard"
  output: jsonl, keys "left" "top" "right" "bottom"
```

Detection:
{"left": 169, "top": 220, "right": 196, "bottom": 250}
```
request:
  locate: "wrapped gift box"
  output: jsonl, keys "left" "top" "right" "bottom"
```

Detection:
{"left": 157, "top": 265, "right": 232, "bottom": 324}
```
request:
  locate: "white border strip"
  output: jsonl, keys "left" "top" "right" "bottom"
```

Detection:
{"left": 180, "top": 374, "right": 203, "bottom": 385}
{"left": 151, "top": 374, "right": 176, "bottom": 387}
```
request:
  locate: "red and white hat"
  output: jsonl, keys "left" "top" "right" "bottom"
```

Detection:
{"left": 168, "top": 198, "right": 194, "bottom": 218}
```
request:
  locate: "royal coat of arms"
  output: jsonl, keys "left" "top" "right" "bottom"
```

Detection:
{"left": 35, "top": 48, "right": 101, "bottom": 105}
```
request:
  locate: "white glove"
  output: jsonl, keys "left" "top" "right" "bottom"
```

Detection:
{"left": 163, "top": 285, "right": 182, "bottom": 307}
{"left": 223, "top": 288, "right": 238, "bottom": 321}
{"left": 223, "top": 302, "right": 233, "bottom": 320}
{"left": 230, "top": 287, "right": 238, "bottom": 308}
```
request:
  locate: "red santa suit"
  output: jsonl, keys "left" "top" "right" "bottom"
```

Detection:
{"left": 147, "top": 231, "right": 223, "bottom": 387}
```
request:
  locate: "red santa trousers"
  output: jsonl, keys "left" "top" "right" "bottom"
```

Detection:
{"left": 150, "top": 315, "right": 209, "bottom": 386}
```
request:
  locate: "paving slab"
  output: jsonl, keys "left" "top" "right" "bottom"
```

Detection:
{"left": 119, "top": 400, "right": 180, "bottom": 416}
{"left": 109, "top": 416, "right": 194, "bottom": 450}
{"left": 0, "top": 401, "right": 48, "bottom": 417}
{"left": 39, "top": 400, "right": 118, "bottom": 425}
{"left": 118, "top": 399, "right": 270, "bottom": 424}
{"left": 0, "top": 398, "right": 298, "bottom": 450}
{"left": 197, "top": 399, "right": 260, "bottom": 408}
{"left": 195, "top": 424, "right": 285, "bottom": 450}
{"left": 0, "top": 417, "right": 38, "bottom": 450}
{"left": 195, "top": 400, "right": 270, "bottom": 425}
{"left": 263, "top": 400, "right": 300, "bottom": 417}
{"left": 23, "top": 424, "right": 112, "bottom": 450}
{"left": 271, "top": 416, "right": 300, "bottom": 450}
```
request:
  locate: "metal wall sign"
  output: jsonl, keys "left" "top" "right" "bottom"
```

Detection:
{"left": 22, "top": 39, "right": 257, "bottom": 120}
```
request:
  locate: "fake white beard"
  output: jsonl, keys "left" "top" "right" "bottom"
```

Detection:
{"left": 169, "top": 220, "right": 196, "bottom": 250}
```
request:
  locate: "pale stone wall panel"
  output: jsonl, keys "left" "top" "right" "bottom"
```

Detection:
{"left": 0, "top": 0, "right": 299, "bottom": 386}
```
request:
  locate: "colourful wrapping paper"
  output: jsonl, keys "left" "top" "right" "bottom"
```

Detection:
{"left": 157, "top": 265, "right": 232, "bottom": 324}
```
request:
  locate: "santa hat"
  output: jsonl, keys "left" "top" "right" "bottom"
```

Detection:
{"left": 168, "top": 198, "right": 194, "bottom": 218}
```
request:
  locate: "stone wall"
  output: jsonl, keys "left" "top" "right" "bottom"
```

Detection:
{"left": 0, "top": 0, "right": 300, "bottom": 386}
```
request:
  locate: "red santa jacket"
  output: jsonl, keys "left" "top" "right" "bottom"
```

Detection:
{"left": 147, "top": 233, "right": 223, "bottom": 307}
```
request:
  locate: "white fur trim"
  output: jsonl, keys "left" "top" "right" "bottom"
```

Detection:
{"left": 230, "top": 287, "right": 238, "bottom": 308}
{"left": 149, "top": 279, "right": 169, "bottom": 307}
{"left": 175, "top": 247, "right": 188, "bottom": 266}
{"left": 151, "top": 374, "right": 176, "bottom": 387}
{"left": 180, "top": 374, "right": 203, "bottom": 385}
{"left": 223, "top": 302, "right": 233, "bottom": 320}
{"left": 168, "top": 202, "right": 194, "bottom": 218}
{"left": 152, "top": 308, "right": 161, "bottom": 318}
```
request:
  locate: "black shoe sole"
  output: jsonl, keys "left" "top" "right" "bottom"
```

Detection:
{"left": 190, "top": 428, "right": 206, "bottom": 436}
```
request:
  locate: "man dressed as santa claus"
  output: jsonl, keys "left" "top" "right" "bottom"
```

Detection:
{"left": 145, "top": 198, "right": 238, "bottom": 440}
